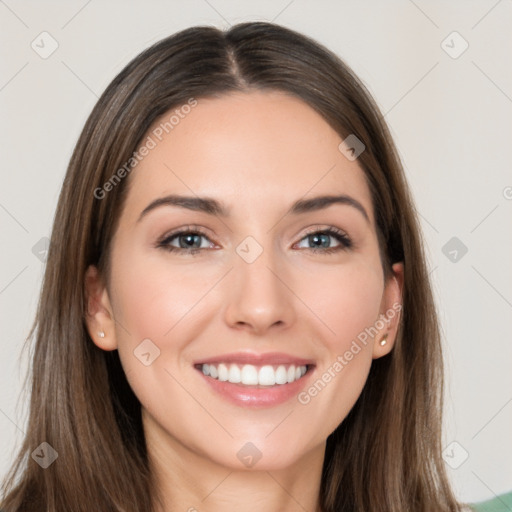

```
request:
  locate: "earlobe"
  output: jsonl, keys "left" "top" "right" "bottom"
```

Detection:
{"left": 372, "top": 262, "right": 404, "bottom": 359}
{"left": 84, "top": 265, "right": 118, "bottom": 351}
{"left": 379, "top": 334, "right": 388, "bottom": 346}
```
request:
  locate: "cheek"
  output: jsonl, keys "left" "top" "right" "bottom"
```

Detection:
{"left": 297, "top": 257, "right": 384, "bottom": 349}
{"left": 110, "top": 249, "right": 220, "bottom": 345}
{"left": 294, "top": 260, "right": 383, "bottom": 434}
{"left": 108, "top": 250, "right": 220, "bottom": 416}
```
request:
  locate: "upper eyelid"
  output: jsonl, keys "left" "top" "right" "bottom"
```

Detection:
{"left": 159, "top": 225, "right": 213, "bottom": 240}
{"left": 300, "top": 225, "right": 348, "bottom": 237}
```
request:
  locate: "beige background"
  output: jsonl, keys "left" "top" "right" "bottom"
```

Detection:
{"left": 1, "top": 0, "right": 511, "bottom": 504}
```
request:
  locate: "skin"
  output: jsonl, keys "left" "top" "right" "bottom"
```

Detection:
{"left": 85, "top": 90, "right": 403, "bottom": 512}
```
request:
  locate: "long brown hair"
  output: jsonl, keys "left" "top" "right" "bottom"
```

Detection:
{"left": 1, "top": 22, "right": 464, "bottom": 511}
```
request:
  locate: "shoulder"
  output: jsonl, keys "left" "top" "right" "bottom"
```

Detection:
{"left": 469, "top": 490, "right": 512, "bottom": 511}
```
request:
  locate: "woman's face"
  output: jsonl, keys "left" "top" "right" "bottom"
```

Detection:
{"left": 87, "top": 90, "right": 402, "bottom": 471}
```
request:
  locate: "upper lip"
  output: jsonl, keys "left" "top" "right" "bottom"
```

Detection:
{"left": 194, "top": 351, "right": 315, "bottom": 367}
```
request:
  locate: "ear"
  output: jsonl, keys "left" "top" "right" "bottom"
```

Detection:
{"left": 372, "top": 262, "right": 404, "bottom": 359}
{"left": 84, "top": 265, "right": 118, "bottom": 351}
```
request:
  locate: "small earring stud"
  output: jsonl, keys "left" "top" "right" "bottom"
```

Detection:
{"left": 379, "top": 336, "right": 388, "bottom": 346}
{"left": 98, "top": 331, "right": 105, "bottom": 338}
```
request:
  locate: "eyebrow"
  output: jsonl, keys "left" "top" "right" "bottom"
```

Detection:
{"left": 137, "top": 194, "right": 370, "bottom": 223}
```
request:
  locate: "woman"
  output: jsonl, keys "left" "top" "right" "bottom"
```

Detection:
{"left": 1, "top": 21, "right": 478, "bottom": 511}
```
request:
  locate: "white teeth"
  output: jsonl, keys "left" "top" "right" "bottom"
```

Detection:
{"left": 275, "top": 365, "right": 288, "bottom": 385}
{"left": 228, "top": 364, "right": 241, "bottom": 383}
{"left": 240, "top": 364, "right": 258, "bottom": 385}
{"left": 218, "top": 363, "right": 229, "bottom": 381}
{"left": 258, "top": 365, "right": 275, "bottom": 386}
{"left": 200, "top": 363, "right": 308, "bottom": 386}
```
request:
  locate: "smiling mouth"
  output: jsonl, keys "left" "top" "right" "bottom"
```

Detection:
{"left": 194, "top": 363, "right": 313, "bottom": 387}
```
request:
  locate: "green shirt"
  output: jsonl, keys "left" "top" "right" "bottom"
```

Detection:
{"left": 470, "top": 491, "right": 512, "bottom": 511}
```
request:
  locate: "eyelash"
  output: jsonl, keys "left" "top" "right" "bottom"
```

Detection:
{"left": 156, "top": 225, "right": 353, "bottom": 256}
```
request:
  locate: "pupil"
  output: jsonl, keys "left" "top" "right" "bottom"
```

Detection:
{"left": 309, "top": 233, "right": 329, "bottom": 248}
{"left": 180, "top": 234, "right": 201, "bottom": 248}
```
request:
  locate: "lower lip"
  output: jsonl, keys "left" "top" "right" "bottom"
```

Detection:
{"left": 196, "top": 367, "right": 315, "bottom": 408}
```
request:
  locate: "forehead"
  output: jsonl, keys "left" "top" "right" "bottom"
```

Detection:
{"left": 122, "top": 90, "right": 374, "bottom": 224}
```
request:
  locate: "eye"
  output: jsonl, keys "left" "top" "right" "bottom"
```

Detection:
{"left": 156, "top": 227, "right": 216, "bottom": 254}
{"left": 156, "top": 225, "right": 352, "bottom": 256}
{"left": 294, "top": 227, "right": 352, "bottom": 254}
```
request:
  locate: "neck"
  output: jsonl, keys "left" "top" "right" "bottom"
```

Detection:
{"left": 144, "top": 412, "right": 325, "bottom": 512}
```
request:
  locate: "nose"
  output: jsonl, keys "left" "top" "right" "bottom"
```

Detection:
{"left": 223, "top": 246, "right": 296, "bottom": 335}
